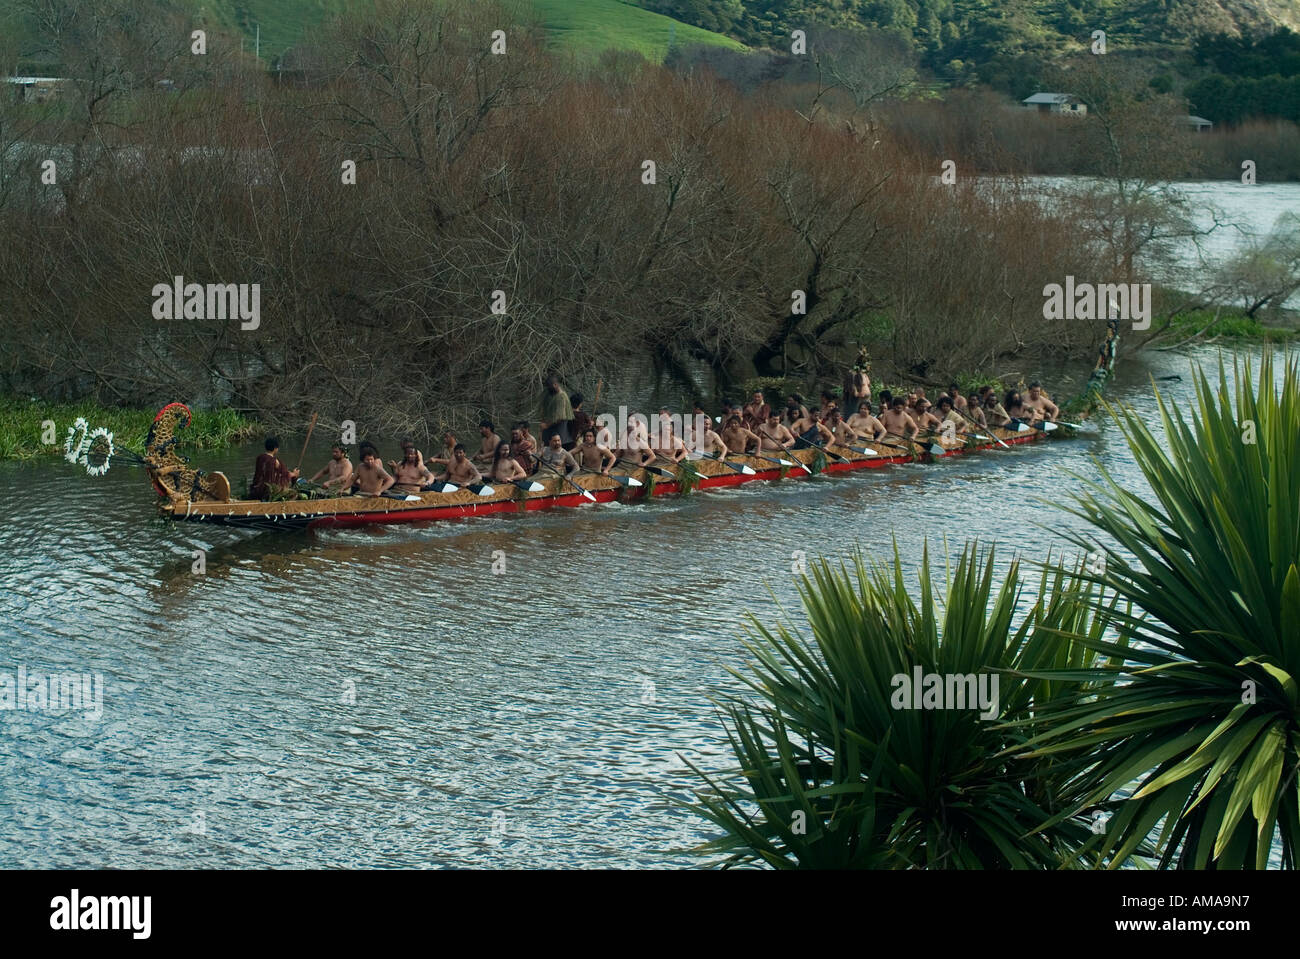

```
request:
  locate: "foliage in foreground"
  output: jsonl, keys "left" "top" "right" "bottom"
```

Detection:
{"left": 686, "top": 546, "right": 1121, "bottom": 869}
{"left": 0, "top": 396, "right": 258, "bottom": 461}
{"left": 690, "top": 353, "right": 1299, "bottom": 869}
{"left": 1023, "top": 353, "right": 1300, "bottom": 869}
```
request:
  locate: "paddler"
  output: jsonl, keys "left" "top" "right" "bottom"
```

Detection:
{"left": 309, "top": 444, "right": 353, "bottom": 491}
{"left": 539, "top": 433, "right": 581, "bottom": 477}
{"left": 444, "top": 445, "right": 484, "bottom": 487}
{"left": 879, "top": 397, "right": 920, "bottom": 442}
{"left": 1024, "top": 382, "right": 1060, "bottom": 422}
{"left": 721, "top": 415, "right": 762, "bottom": 456}
{"left": 847, "top": 402, "right": 886, "bottom": 442}
{"left": 756, "top": 412, "right": 796, "bottom": 452}
{"left": 250, "top": 436, "right": 300, "bottom": 500}
{"left": 352, "top": 446, "right": 395, "bottom": 496}
{"left": 391, "top": 445, "right": 436, "bottom": 492}
{"left": 573, "top": 428, "right": 616, "bottom": 475}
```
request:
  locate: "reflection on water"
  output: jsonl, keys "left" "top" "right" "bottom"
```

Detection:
{"left": 0, "top": 347, "right": 1278, "bottom": 867}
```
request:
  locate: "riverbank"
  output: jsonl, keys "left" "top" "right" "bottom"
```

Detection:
{"left": 0, "top": 396, "right": 259, "bottom": 461}
{"left": 1155, "top": 305, "right": 1299, "bottom": 344}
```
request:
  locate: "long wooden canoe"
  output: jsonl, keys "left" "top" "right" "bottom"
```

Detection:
{"left": 143, "top": 405, "right": 1065, "bottom": 531}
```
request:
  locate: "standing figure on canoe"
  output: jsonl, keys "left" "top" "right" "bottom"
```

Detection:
{"left": 539, "top": 375, "right": 574, "bottom": 449}
{"left": 250, "top": 436, "right": 301, "bottom": 500}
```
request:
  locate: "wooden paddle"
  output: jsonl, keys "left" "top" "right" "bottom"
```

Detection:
{"left": 584, "top": 469, "right": 642, "bottom": 488}
{"left": 618, "top": 456, "right": 674, "bottom": 478}
{"left": 957, "top": 408, "right": 1009, "bottom": 448}
{"left": 792, "top": 435, "right": 850, "bottom": 463}
{"left": 539, "top": 459, "right": 596, "bottom": 502}
{"left": 743, "top": 449, "right": 812, "bottom": 474}
{"left": 691, "top": 450, "right": 756, "bottom": 475}
{"left": 293, "top": 412, "right": 318, "bottom": 474}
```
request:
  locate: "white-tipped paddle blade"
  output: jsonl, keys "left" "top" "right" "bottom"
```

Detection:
{"left": 1043, "top": 421, "right": 1059, "bottom": 432}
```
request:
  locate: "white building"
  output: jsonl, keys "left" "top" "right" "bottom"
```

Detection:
{"left": 1021, "top": 92, "right": 1087, "bottom": 116}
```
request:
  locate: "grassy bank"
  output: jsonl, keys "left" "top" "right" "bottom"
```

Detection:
{"left": 1157, "top": 306, "right": 1299, "bottom": 343}
{"left": 0, "top": 396, "right": 259, "bottom": 461}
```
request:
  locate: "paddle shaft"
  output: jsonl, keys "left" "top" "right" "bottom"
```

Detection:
{"left": 293, "top": 413, "right": 318, "bottom": 472}
{"left": 539, "top": 458, "right": 594, "bottom": 500}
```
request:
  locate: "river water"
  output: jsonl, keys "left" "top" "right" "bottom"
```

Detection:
{"left": 1027, "top": 177, "right": 1300, "bottom": 309}
{"left": 0, "top": 345, "right": 1283, "bottom": 867}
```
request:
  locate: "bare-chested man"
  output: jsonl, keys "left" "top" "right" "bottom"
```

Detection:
{"left": 827, "top": 410, "right": 867, "bottom": 449}
{"left": 913, "top": 398, "right": 943, "bottom": 433}
{"left": 691, "top": 411, "right": 729, "bottom": 459}
{"left": 539, "top": 433, "right": 581, "bottom": 477}
{"left": 880, "top": 397, "right": 920, "bottom": 441}
{"left": 491, "top": 442, "right": 528, "bottom": 483}
{"left": 652, "top": 411, "right": 688, "bottom": 464}
{"left": 353, "top": 447, "right": 396, "bottom": 496}
{"left": 1004, "top": 389, "right": 1036, "bottom": 425}
{"left": 620, "top": 414, "right": 656, "bottom": 467}
{"left": 792, "top": 409, "right": 835, "bottom": 447}
{"left": 756, "top": 413, "right": 796, "bottom": 452}
{"left": 474, "top": 420, "right": 501, "bottom": 465}
{"left": 847, "top": 402, "right": 886, "bottom": 442}
{"left": 721, "top": 415, "right": 762, "bottom": 456}
{"left": 573, "top": 428, "right": 616, "bottom": 475}
{"left": 1024, "top": 382, "right": 1059, "bottom": 422}
{"left": 509, "top": 425, "right": 536, "bottom": 474}
{"left": 310, "top": 444, "right": 354, "bottom": 490}
{"left": 391, "top": 445, "right": 436, "bottom": 492}
{"left": 444, "top": 444, "right": 483, "bottom": 487}
{"left": 945, "top": 384, "right": 968, "bottom": 412}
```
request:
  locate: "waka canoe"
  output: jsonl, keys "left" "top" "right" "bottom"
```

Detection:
{"left": 143, "top": 402, "right": 1067, "bottom": 532}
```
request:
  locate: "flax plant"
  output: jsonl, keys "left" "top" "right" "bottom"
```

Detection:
{"left": 1020, "top": 353, "right": 1300, "bottom": 869}
{"left": 686, "top": 545, "right": 1121, "bottom": 868}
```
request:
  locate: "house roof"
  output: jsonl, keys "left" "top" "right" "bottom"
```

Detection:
{"left": 5, "top": 76, "right": 65, "bottom": 84}
{"left": 1184, "top": 115, "right": 1213, "bottom": 125}
{"left": 1022, "top": 92, "right": 1078, "bottom": 104}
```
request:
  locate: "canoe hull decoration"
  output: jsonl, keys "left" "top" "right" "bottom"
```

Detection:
{"left": 145, "top": 415, "right": 1063, "bottom": 531}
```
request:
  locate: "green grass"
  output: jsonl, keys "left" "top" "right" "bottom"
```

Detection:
{"left": 529, "top": 0, "right": 741, "bottom": 61}
{"left": 4, "top": 0, "right": 741, "bottom": 68}
{"left": 0, "top": 396, "right": 258, "bottom": 461}
{"left": 1163, "top": 307, "right": 1298, "bottom": 343}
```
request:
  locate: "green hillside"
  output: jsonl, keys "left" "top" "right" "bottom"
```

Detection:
{"left": 1, "top": 0, "right": 742, "bottom": 67}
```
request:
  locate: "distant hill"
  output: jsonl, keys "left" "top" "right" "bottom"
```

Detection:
{"left": 1, "top": 0, "right": 743, "bottom": 69}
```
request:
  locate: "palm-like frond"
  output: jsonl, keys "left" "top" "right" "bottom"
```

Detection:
{"left": 685, "top": 544, "right": 1119, "bottom": 868}
{"left": 1023, "top": 352, "right": 1300, "bottom": 869}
